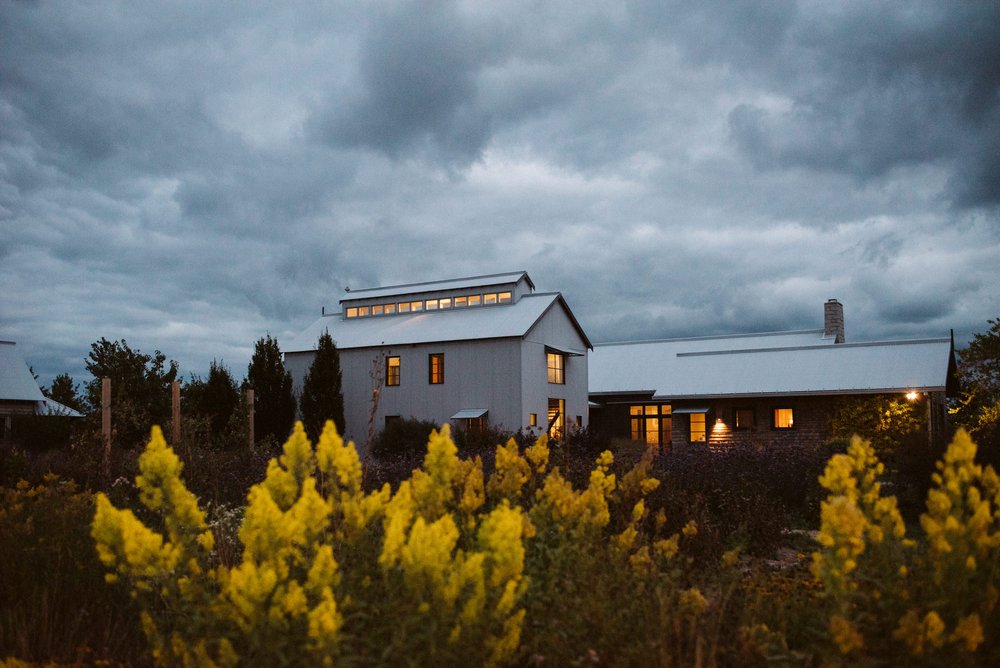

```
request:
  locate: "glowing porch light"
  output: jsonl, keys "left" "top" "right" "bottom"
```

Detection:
{"left": 905, "top": 391, "right": 920, "bottom": 401}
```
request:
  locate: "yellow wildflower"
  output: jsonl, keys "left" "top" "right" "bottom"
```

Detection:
{"left": 829, "top": 614, "right": 863, "bottom": 654}
{"left": 950, "top": 613, "right": 984, "bottom": 652}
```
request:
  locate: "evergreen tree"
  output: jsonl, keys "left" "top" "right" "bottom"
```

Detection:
{"left": 299, "top": 330, "right": 345, "bottom": 440}
{"left": 247, "top": 334, "right": 296, "bottom": 444}
{"left": 183, "top": 360, "right": 240, "bottom": 441}
{"left": 44, "top": 373, "right": 84, "bottom": 413}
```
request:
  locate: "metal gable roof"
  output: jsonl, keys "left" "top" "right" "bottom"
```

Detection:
{"left": 287, "top": 292, "right": 579, "bottom": 352}
{"left": 339, "top": 271, "right": 533, "bottom": 303}
{"left": 589, "top": 334, "right": 954, "bottom": 399}
{"left": 0, "top": 341, "right": 46, "bottom": 402}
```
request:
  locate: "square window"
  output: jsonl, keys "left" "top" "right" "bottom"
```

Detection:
{"left": 484, "top": 293, "right": 497, "bottom": 304}
{"left": 346, "top": 307, "right": 358, "bottom": 318}
{"left": 386, "top": 356, "right": 400, "bottom": 386}
{"left": 398, "top": 302, "right": 410, "bottom": 313}
{"left": 454, "top": 296, "right": 468, "bottom": 308}
{"left": 498, "top": 292, "right": 512, "bottom": 303}
{"left": 358, "top": 306, "right": 370, "bottom": 317}
{"left": 372, "top": 304, "right": 384, "bottom": 316}
{"left": 773, "top": 408, "right": 794, "bottom": 429}
{"left": 385, "top": 303, "right": 396, "bottom": 314}
{"left": 468, "top": 295, "right": 482, "bottom": 306}
{"left": 410, "top": 301, "right": 423, "bottom": 312}
{"left": 439, "top": 297, "right": 451, "bottom": 309}
{"left": 644, "top": 405, "right": 658, "bottom": 415}
{"left": 425, "top": 299, "right": 439, "bottom": 310}
{"left": 629, "top": 405, "right": 642, "bottom": 416}
{"left": 735, "top": 408, "right": 755, "bottom": 430}
{"left": 429, "top": 353, "right": 444, "bottom": 384}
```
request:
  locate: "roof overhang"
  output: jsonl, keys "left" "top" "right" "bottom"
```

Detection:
{"left": 451, "top": 408, "right": 489, "bottom": 420}
{"left": 545, "top": 344, "right": 585, "bottom": 357}
{"left": 672, "top": 407, "right": 710, "bottom": 414}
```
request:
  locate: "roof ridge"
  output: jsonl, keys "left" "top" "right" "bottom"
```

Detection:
{"left": 678, "top": 337, "right": 951, "bottom": 357}
{"left": 343, "top": 270, "right": 529, "bottom": 296}
{"left": 594, "top": 329, "right": 825, "bottom": 347}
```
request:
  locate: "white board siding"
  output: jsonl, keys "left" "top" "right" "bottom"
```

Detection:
{"left": 522, "top": 301, "right": 591, "bottom": 431}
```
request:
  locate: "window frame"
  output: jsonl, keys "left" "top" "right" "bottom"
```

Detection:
{"left": 547, "top": 352, "right": 566, "bottom": 384}
{"left": 772, "top": 407, "right": 795, "bottom": 430}
{"left": 428, "top": 353, "right": 444, "bottom": 385}
{"left": 734, "top": 408, "right": 755, "bottom": 431}
{"left": 386, "top": 356, "right": 401, "bottom": 387}
{"left": 689, "top": 412, "right": 707, "bottom": 443}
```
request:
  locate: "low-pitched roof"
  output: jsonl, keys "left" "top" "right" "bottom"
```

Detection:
{"left": 287, "top": 292, "right": 590, "bottom": 353}
{"left": 340, "top": 271, "right": 534, "bottom": 303}
{"left": 589, "top": 332, "right": 954, "bottom": 399}
{"left": 0, "top": 341, "right": 46, "bottom": 402}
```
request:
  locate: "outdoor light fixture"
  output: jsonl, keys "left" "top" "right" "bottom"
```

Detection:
{"left": 905, "top": 391, "right": 920, "bottom": 401}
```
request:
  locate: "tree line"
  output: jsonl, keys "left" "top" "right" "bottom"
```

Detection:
{"left": 42, "top": 331, "right": 344, "bottom": 449}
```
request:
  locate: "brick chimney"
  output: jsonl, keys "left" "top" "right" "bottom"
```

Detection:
{"left": 824, "top": 299, "right": 845, "bottom": 343}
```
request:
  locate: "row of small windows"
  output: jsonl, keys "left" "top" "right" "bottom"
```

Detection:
{"left": 628, "top": 405, "right": 796, "bottom": 446}
{"left": 345, "top": 291, "right": 513, "bottom": 319}
{"left": 385, "top": 353, "right": 445, "bottom": 386}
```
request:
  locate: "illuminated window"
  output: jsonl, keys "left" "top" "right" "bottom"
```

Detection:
{"left": 410, "top": 301, "right": 423, "bottom": 312}
{"left": 468, "top": 295, "right": 482, "bottom": 306}
{"left": 386, "top": 356, "right": 400, "bottom": 386}
{"left": 385, "top": 303, "right": 396, "bottom": 314}
{"left": 689, "top": 413, "right": 706, "bottom": 442}
{"left": 358, "top": 306, "right": 370, "bottom": 317}
{"left": 547, "top": 352, "right": 565, "bottom": 384}
{"left": 575, "top": 415, "right": 582, "bottom": 428}
{"left": 498, "top": 292, "right": 512, "bottom": 303}
{"left": 630, "top": 404, "right": 672, "bottom": 448}
{"left": 454, "top": 296, "right": 468, "bottom": 308}
{"left": 429, "top": 353, "right": 444, "bottom": 384}
{"left": 529, "top": 412, "right": 537, "bottom": 427}
{"left": 735, "top": 408, "right": 755, "bottom": 430}
{"left": 346, "top": 307, "right": 358, "bottom": 318}
{"left": 439, "top": 297, "right": 451, "bottom": 309}
{"left": 484, "top": 293, "right": 498, "bottom": 304}
{"left": 398, "top": 302, "right": 410, "bottom": 313}
{"left": 773, "top": 408, "right": 794, "bottom": 429}
{"left": 548, "top": 398, "right": 565, "bottom": 439}
{"left": 372, "top": 304, "right": 384, "bottom": 316}
{"left": 425, "top": 299, "right": 439, "bottom": 310}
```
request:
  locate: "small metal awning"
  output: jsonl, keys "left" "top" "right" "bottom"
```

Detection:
{"left": 451, "top": 408, "right": 489, "bottom": 420}
{"left": 671, "top": 407, "right": 710, "bottom": 414}
{"left": 545, "top": 344, "right": 585, "bottom": 357}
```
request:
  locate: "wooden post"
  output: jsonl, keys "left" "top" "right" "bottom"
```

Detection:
{"left": 172, "top": 380, "right": 181, "bottom": 445}
{"left": 246, "top": 388, "right": 254, "bottom": 448}
{"left": 101, "top": 377, "right": 112, "bottom": 480}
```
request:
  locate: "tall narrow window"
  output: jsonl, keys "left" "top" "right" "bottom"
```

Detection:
{"left": 386, "top": 356, "right": 400, "bottom": 386}
{"left": 689, "top": 413, "right": 706, "bottom": 443}
{"left": 773, "top": 408, "right": 794, "bottom": 429}
{"left": 529, "top": 413, "right": 537, "bottom": 427}
{"left": 547, "top": 352, "right": 565, "bottom": 384}
{"left": 547, "top": 398, "right": 565, "bottom": 439}
{"left": 429, "top": 353, "right": 444, "bottom": 384}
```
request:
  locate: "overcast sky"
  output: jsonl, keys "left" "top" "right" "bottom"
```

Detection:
{"left": 2, "top": 1, "right": 998, "bottom": 388}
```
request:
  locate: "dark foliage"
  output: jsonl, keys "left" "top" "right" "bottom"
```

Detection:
{"left": 43, "top": 372, "right": 84, "bottom": 413}
{"left": 299, "top": 331, "right": 345, "bottom": 442}
{"left": 246, "top": 334, "right": 296, "bottom": 445}
{"left": 183, "top": 360, "right": 242, "bottom": 443}
{"left": 84, "top": 338, "right": 178, "bottom": 449}
{"left": 646, "top": 443, "right": 833, "bottom": 557}
{"left": 954, "top": 316, "right": 1000, "bottom": 466}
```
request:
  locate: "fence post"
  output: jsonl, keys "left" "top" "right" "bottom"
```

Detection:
{"left": 246, "top": 388, "right": 254, "bottom": 448}
{"left": 172, "top": 380, "right": 181, "bottom": 444}
{"left": 101, "top": 377, "right": 112, "bottom": 480}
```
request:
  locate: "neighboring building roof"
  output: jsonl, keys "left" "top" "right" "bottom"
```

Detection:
{"left": 340, "top": 271, "right": 534, "bottom": 303}
{"left": 589, "top": 333, "right": 955, "bottom": 399}
{"left": 38, "top": 398, "right": 84, "bottom": 418}
{"left": 287, "top": 292, "right": 590, "bottom": 352}
{"left": 0, "top": 341, "right": 46, "bottom": 402}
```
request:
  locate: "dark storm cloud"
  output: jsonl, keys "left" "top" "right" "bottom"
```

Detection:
{"left": 1, "top": 0, "right": 998, "bottom": 388}
{"left": 311, "top": 1, "right": 499, "bottom": 164}
{"left": 719, "top": 2, "right": 1000, "bottom": 209}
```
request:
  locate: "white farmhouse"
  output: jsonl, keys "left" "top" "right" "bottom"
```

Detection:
{"left": 285, "top": 271, "right": 591, "bottom": 452}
